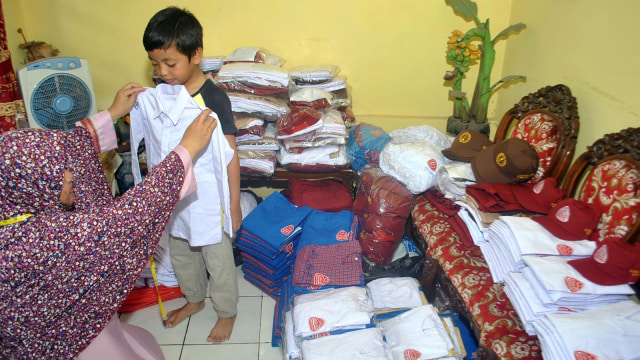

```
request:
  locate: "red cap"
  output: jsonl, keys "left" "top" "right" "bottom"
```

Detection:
{"left": 511, "top": 177, "right": 567, "bottom": 214}
{"left": 532, "top": 198, "right": 603, "bottom": 240}
{"left": 568, "top": 238, "right": 640, "bottom": 286}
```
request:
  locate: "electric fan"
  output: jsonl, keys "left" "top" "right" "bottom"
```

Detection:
{"left": 17, "top": 57, "right": 97, "bottom": 132}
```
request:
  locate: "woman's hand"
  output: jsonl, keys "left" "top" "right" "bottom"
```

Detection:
{"left": 107, "top": 83, "right": 146, "bottom": 120}
{"left": 179, "top": 109, "right": 218, "bottom": 159}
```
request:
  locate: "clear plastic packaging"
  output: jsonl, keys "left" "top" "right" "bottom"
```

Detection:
{"left": 289, "top": 65, "right": 339, "bottom": 85}
{"left": 223, "top": 46, "right": 283, "bottom": 66}
{"left": 353, "top": 166, "right": 415, "bottom": 265}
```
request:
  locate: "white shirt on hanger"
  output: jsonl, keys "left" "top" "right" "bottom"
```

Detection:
{"left": 130, "top": 84, "right": 234, "bottom": 246}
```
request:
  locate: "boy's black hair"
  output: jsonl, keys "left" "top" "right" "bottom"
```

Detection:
{"left": 143, "top": 6, "right": 203, "bottom": 61}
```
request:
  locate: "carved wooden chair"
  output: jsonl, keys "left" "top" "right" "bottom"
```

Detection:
{"left": 495, "top": 84, "right": 580, "bottom": 183}
{"left": 410, "top": 85, "right": 580, "bottom": 360}
{"left": 562, "top": 127, "right": 640, "bottom": 245}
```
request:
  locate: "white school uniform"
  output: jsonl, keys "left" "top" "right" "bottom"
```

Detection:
{"left": 130, "top": 84, "right": 234, "bottom": 246}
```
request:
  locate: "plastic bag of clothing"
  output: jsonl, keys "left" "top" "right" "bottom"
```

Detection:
{"left": 347, "top": 123, "right": 391, "bottom": 170}
{"left": 353, "top": 166, "right": 415, "bottom": 265}
{"left": 379, "top": 129, "right": 449, "bottom": 194}
{"left": 362, "top": 236, "right": 425, "bottom": 282}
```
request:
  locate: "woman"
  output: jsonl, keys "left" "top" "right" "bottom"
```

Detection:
{"left": 0, "top": 83, "right": 217, "bottom": 359}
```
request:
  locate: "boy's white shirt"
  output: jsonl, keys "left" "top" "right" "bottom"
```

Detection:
{"left": 130, "top": 84, "right": 234, "bottom": 246}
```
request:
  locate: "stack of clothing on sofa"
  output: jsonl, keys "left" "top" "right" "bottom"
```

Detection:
{"left": 416, "top": 128, "right": 640, "bottom": 359}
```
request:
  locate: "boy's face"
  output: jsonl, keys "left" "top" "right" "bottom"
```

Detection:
{"left": 147, "top": 44, "right": 202, "bottom": 89}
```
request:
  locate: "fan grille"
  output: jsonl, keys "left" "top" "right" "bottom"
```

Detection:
{"left": 31, "top": 73, "right": 93, "bottom": 131}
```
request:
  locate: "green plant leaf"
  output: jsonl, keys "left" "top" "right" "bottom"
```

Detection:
{"left": 445, "top": 0, "right": 478, "bottom": 20}
{"left": 493, "top": 23, "right": 526, "bottom": 43}
{"left": 487, "top": 75, "right": 527, "bottom": 93}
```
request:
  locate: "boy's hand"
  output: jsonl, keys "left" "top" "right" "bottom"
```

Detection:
{"left": 108, "top": 83, "right": 146, "bottom": 120}
{"left": 179, "top": 109, "right": 218, "bottom": 159}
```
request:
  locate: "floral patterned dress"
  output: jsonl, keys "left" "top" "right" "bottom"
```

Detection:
{"left": 0, "top": 117, "right": 186, "bottom": 359}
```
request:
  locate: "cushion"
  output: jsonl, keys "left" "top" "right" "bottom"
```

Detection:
{"left": 579, "top": 158, "right": 640, "bottom": 242}
{"left": 510, "top": 111, "right": 559, "bottom": 182}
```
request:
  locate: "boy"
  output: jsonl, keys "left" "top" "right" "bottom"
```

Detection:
{"left": 142, "top": 6, "right": 242, "bottom": 344}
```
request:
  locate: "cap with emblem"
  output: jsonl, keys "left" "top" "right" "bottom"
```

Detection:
{"left": 442, "top": 129, "right": 493, "bottom": 162}
{"left": 471, "top": 138, "right": 539, "bottom": 184}
{"left": 568, "top": 237, "right": 640, "bottom": 285}
{"left": 532, "top": 198, "right": 603, "bottom": 240}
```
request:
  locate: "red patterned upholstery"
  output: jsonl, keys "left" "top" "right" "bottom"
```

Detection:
{"left": 412, "top": 195, "right": 542, "bottom": 359}
{"left": 580, "top": 157, "right": 640, "bottom": 241}
{"left": 510, "top": 111, "right": 559, "bottom": 183}
{"left": 409, "top": 85, "right": 579, "bottom": 360}
{"left": 562, "top": 127, "right": 640, "bottom": 244}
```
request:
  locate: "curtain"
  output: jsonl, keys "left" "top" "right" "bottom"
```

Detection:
{"left": 0, "top": 0, "right": 23, "bottom": 133}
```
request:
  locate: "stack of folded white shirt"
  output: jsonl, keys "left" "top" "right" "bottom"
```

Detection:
{"left": 296, "top": 76, "right": 347, "bottom": 92}
{"left": 378, "top": 304, "right": 457, "bottom": 360}
{"left": 227, "top": 92, "right": 290, "bottom": 120}
{"left": 277, "top": 144, "right": 348, "bottom": 168}
{"left": 139, "top": 232, "right": 178, "bottom": 287}
{"left": 480, "top": 216, "right": 597, "bottom": 283}
{"left": 199, "top": 56, "right": 224, "bottom": 74}
{"left": 290, "top": 65, "right": 339, "bottom": 85}
{"left": 216, "top": 62, "right": 289, "bottom": 90}
{"left": 533, "top": 300, "right": 640, "bottom": 360}
{"left": 237, "top": 122, "right": 278, "bottom": 176}
{"left": 292, "top": 286, "right": 374, "bottom": 339}
{"left": 503, "top": 255, "right": 634, "bottom": 336}
{"left": 280, "top": 109, "right": 346, "bottom": 150}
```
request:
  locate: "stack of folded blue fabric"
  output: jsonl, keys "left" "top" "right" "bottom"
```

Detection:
{"left": 235, "top": 192, "right": 313, "bottom": 299}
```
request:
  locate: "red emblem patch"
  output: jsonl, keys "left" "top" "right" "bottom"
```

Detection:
{"left": 404, "top": 349, "right": 422, "bottom": 360}
{"left": 284, "top": 242, "right": 294, "bottom": 254}
{"left": 427, "top": 158, "right": 438, "bottom": 172}
{"left": 564, "top": 276, "right": 584, "bottom": 293}
{"left": 281, "top": 225, "right": 294, "bottom": 236}
{"left": 593, "top": 244, "right": 608, "bottom": 264}
{"left": 371, "top": 130, "right": 382, "bottom": 136}
{"left": 309, "top": 317, "right": 325, "bottom": 332}
{"left": 574, "top": 350, "right": 597, "bottom": 360}
{"left": 555, "top": 206, "right": 571, "bottom": 223}
{"left": 556, "top": 244, "right": 574, "bottom": 255}
{"left": 336, "top": 230, "right": 349, "bottom": 241}
{"left": 533, "top": 180, "right": 545, "bottom": 194}
{"left": 313, "top": 273, "right": 330, "bottom": 286}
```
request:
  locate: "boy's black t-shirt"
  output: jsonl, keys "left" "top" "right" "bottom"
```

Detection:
{"left": 191, "top": 79, "right": 238, "bottom": 135}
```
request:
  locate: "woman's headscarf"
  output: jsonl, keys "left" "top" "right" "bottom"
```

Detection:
{"left": 0, "top": 126, "right": 184, "bottom": 359}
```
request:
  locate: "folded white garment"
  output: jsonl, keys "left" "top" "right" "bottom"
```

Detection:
{"left": 292, "top": 286, "right": 374, "bottom": 338}
{"left": 379, "top": 304, "right": 455, "bottom": 360}
{"left": 365, "top": 277, "right": 424, "bottom": 310}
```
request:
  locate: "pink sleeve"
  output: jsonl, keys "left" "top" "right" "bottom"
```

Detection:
{"left": 173, "top": 145, "right": 197, "bottom": 199}
{"left": 76, "top": 111, "right": 118, "bottom": 153}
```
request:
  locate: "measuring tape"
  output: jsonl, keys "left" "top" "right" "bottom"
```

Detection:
{"left": 149, "top": 255, "right": 168, "bottom": 320}
{"left": 0, "top": 214, "right": 33, "bottom": 226}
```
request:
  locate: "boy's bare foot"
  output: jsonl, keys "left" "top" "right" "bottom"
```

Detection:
{"left": 207, "top": 315, "right": 237, "bottom": 344}
{"left": 163, "top": 301, "right": 205, "bottom": 328}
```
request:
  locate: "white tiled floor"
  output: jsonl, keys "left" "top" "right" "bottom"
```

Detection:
{"left": 119, "top": 267, "right": 283, "bottom": 360}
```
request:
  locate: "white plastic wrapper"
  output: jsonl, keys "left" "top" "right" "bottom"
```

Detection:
{"left": 388, "top": 125, "right": 452, "bottom": 149}
{"left": 224, "top": 46, "right": 283, "bottom": 66}
{"left": 379, "top": 140, "right": 445, "bottom": 194}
